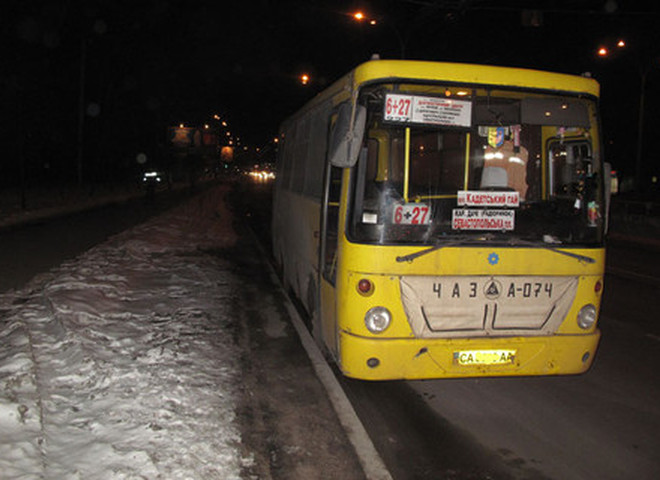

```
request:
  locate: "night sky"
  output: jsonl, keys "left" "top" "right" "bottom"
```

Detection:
{"left": 3, "top": 1, "right": 659, "bottom": 189}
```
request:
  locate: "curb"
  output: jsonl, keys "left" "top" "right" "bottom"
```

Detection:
{"left": 247, "top": 225, "right": 393, "bottom": 480}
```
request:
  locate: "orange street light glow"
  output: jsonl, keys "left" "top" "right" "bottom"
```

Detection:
{"left": 354, "top": 12, "right": 365, "bottom": 21}
{"left": 598, "top": 47, "right": 608, "bottom": 56}
{"left": 300, "top": 74, "right": 310, "bottom": 85}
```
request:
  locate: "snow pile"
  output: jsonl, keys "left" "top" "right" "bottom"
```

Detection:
{"left": 0, "top": 186, "right": 245, "bottom": 479}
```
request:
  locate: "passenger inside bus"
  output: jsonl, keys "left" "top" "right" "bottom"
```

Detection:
{"left": 479, "top": 138, "right": 529, "bottom": 198}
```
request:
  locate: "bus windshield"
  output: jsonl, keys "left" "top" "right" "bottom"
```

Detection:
{"left": 349, "top": 83, "right": 605, "bottom": 247}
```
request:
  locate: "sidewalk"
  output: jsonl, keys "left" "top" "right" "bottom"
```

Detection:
{"left": 221, "top": 224, "right": 369, "bottom": 479}
{"left": 0, "top": 184, "right": 368, "bottom": 479}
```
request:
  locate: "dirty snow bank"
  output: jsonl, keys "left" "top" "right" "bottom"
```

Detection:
{"left": 0, "top": 186, "right": 245, "bottom": 479}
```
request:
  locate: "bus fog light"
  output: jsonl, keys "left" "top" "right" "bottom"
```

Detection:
{"left": 577, "top": 304, "right": 597, "bottom": 329}
{"left": 365, "top": 306, "right": 391, "bottom": 333}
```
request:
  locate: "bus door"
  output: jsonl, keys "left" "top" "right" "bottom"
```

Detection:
{"left": 319, "top": 164, "right": 343, "bottom": 355}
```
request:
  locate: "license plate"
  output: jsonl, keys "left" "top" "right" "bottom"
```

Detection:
{"left": 454, "top": 349, "right": 516, "bottom": 366}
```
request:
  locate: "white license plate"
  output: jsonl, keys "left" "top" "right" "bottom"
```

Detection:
{"left": 454, "top": 349, "right": 516, "bottom": 366}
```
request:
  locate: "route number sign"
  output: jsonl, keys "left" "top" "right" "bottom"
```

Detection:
{"left": 393, "top": 204, "right": 431, "bottom": 225}
{"left": 384, "top": 93, "right": 472, "bottom": 127}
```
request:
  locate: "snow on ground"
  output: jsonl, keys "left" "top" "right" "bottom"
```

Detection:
{"left": 0, "top": 185, "right": 247, "bottom": 479}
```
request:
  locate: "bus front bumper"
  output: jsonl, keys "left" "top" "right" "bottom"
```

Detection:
{"left": 337, "top": 330, "right": 601, "bottom": 380}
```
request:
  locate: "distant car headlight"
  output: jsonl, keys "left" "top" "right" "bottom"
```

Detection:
{"left": 577, "top": 304, "right": 597, "bottom": 329}
{"left": 365, "top": 306, "right": 391, "bottom": 334}
{"left": 143, "top": 171, "right": 161, "bottom": 182}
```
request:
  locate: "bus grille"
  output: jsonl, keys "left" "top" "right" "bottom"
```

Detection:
{"left": 399, "top": 276, "right": 578, "bottom": 338}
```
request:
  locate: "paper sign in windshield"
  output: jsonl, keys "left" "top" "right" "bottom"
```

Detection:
{"left": 384, "top": 94, "right": 472, "bottom": 127}
{"left": 457, "top": 191, "right": 519, "bottom": 207}
{"left": 452, "top": 209, "right": 515, "bottom": 231}
{"left": 393, "top": 203, "right": 431, "bottom": 225}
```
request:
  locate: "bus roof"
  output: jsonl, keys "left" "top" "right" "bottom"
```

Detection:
{"left": 351, "top": 59, "right": 600, "bottom": 98}
{"left": 281, "top": 59, "right": 599, "bottom": 129}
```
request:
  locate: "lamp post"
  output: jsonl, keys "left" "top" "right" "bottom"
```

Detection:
{"left": 76, "top": 19, "right": 106, "bottom": 186}
{"left": 635, "top": 68, "right": 648, "bottom": 193}
{"left": 76, "top": 37, "right": 87, "bottom": 186}
{"left": 597, "top": 39, "right": 656, "bottom": 193}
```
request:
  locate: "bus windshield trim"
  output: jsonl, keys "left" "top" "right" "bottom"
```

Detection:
{"left": 395, "top": 234, "right": 596, "bottom": 264}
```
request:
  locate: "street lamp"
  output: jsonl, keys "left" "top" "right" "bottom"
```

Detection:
{"left": 598, "top": 39, "right": 625, "bottom": 57}
{"left": 353, "top": 11, "right": 376, "bottom": 25}
{"left": 350, "top": 10, "right": 405, "bottom": 58}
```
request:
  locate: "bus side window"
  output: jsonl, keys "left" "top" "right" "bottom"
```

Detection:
{"left": 322, "top": 165, "right": 342, "bottom": 284}
{"left": 304, "top": 108, "right": 330, "bottom": 199}
{"left": 550, "top": 141, "right": 591, "bottom": 197}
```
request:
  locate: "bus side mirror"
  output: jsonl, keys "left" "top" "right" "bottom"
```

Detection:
{"left": 328, "top": 103, "right": 366, "bottom": 168}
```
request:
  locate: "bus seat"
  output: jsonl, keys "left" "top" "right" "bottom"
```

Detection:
{"left": 480, "top": 167, "right": 509, "bottom": 189}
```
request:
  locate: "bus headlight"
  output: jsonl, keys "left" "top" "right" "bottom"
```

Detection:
{"left": 365, "top": 306, "right": 391, "bottom": 334}
{"left": 577, "top": 304, "right": 597, "bottom": 330}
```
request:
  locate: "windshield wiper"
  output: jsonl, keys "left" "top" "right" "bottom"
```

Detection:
{"left": 502, "top": 237, "right": 596, "bottom": 264}
{"left": 395, "top": 236, "right": 484, "bottom": 263}
{"left": 396, "top": 244, "right": 446, "bottom": 263}
{"left": 395, "top": 234, "right": 596, "bottom": 264}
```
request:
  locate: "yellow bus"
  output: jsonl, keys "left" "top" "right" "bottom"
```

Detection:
{"left": 272, "top": 59, "right": 610, "bottom": 380}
